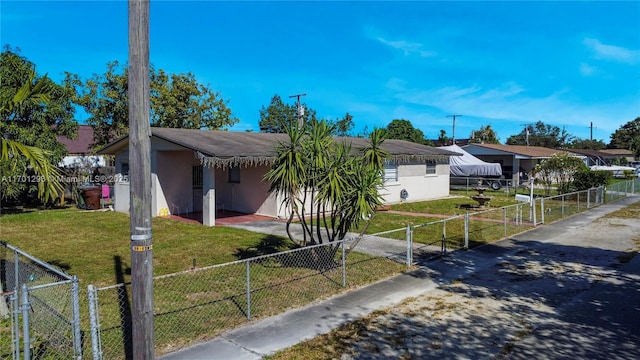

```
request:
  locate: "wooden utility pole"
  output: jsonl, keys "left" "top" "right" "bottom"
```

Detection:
{"left": 128, "top": 0, "right": 154, "bottom": 358}
{"left": 446, "top": 114, "right": 462, "bottom": 144}
{"left": 289, "top": 93, "right": 307, "bottom": 129}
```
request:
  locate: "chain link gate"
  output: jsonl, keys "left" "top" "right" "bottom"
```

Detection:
{"left": 1, "top": 241, "right": 82, "bottom": 360}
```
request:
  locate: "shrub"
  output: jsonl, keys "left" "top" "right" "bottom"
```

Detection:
{"left": 573, "top": 170, "right": 610, "bottom": 191}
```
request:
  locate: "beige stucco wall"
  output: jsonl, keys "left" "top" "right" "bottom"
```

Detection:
{"left": 155, "top": 150, "right": 199, "bottom": 215}
{"left": 380, "top": 161, "right": 451, "bottom": 204}
{"left": 213, "top": 164, "right": 276, "bottom": 216}
{"left": 111, "top": 139, "right": 453, "bottom": 222}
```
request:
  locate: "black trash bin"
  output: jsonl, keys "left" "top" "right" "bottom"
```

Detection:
{"left": 80, "top": 187, "right": 102, "bottom": 210}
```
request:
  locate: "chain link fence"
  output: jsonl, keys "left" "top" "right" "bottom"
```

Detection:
{"left": 2, "top": 183, "right": 636, "bottom": 359}
{"left": 86, "top": 186, "right": 613, "bottom": 359}
{"left": 87, "top": 240, "right": 407, "bottom": 359}
{"left": 605, "top": 178, "right": 640, "bottom": 202}
{"left": 0, "top": 241, "right": 82, "bottom": 360}
{"left": 3, "top": 184, "right": 627, "bottom": 360}
{"left": 367, "top": 186, "right": 608, "bottom": 264}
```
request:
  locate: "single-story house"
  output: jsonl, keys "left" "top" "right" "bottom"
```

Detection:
{"left": 57, "top": 125, "right": 109, "bottom": 168}
{"left": 99, "top": 127, "right": 461, "bottom": 226}
{"left": 562, "top": 148, "right": 618, "bottom": 167}
{"left": 462, "top": 143, "right": 583, "bottom": 186}
{"left": 599, "top": 148, "right": 636, "bottom": 163}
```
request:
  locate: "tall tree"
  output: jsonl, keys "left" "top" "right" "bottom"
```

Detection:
{"left": 438, "top": 129, "right": 449, "bottom": 145}
{"left": 470, "top": 124, "right": 499, "bottom": 144}
{"left": 609, "top": 117, "right": 640, "bottom": 157}
{"left": 506, "top": 120, "right": 574, "bottom": 148}
{"left": 258, "top": 94, "right": 296, "bottom": 133}
{"left": 258, "top": 94, "right": 317, "bottom": 133}
{"left": 150, "top": 69, "right": 234, "bottom": 129}
{"left": 386, "top": 119, "right": 427, "bottom": 144}
{"left": 569, "top": 138, "right": 606, "bottom": 150}
{"left": 330, "top": 112, "right": 354, "bottom": 137}
{"left": 69, "top": 61, "right": 238, "bottom": 149}
{"left": 1, "top": 46, "right": 78, "bottom": 164}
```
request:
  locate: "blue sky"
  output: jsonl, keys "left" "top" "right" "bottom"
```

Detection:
{"left": 2, "top": 1, "right": 639, "bottom": 144}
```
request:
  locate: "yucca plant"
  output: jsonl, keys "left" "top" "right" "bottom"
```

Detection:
{"left": 264, "top": 120, "right": 388, "bottom": 253}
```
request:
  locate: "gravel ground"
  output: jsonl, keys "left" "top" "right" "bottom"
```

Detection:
{"left": 338, "top": 216, "right": 640, "bottom": 360}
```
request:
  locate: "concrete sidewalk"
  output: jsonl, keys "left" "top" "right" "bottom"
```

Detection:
{"left": 161, "top": 195, "right": 640, "bottom": 360}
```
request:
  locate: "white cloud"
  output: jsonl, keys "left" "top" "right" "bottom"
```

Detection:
{"left": 389, "top": 81, "right": 637, "bottom": 137}
{"left": 376, "top": 37, "right": 437, "bottom": 57}
{"left": 479, "top": 82, "right": 525, "bottom": 100}
{"left": 579, "top": 62, "right": 596, "bottom": 76}
{"left": 385, "top": 77, "right": 407, "bottom": 91}
{"left": 583, "top": 38, "right": 640, "bottom": 64}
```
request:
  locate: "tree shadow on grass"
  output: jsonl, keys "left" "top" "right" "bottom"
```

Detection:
{"left": 233, "top": 235, "right": 299, "bottom": 260}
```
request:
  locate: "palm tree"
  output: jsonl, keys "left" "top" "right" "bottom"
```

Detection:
{"left": 1, "top": 67, "right": 63, "bottom": 203}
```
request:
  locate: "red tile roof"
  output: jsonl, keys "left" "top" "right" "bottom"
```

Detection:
{"left": 57, "top": 125, "right": 95, "bottom": 154}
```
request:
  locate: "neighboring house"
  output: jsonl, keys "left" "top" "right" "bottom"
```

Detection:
{"left": 462, "top": 143, "right": 583, "bottom": 187}
{"left": 562, "top": 148, "right": 617, "bottom": 167}
{"left": 429, "top": 138, "right": 472, "bottom": 147}
{"left": 599, "top": 148, "right": 635, "bottom": 163}
{"left": 98, "top": 127, "right": 460, "bottom": 226}
{"left": 57, "top": 125, "right": 107, "bottom": 168}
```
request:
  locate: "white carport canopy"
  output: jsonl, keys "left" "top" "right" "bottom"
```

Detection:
{"left": 439, "top": 144, "right": 502, "bottom": 177}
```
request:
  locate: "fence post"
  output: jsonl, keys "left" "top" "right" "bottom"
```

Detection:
{"left": 441, "top": 222, "right": 447, "bottom": 255}
{"left": 341, "top": 241, "right": 346, "bottom": 287}
{"left": 561, "top": 194, "right": 565, "bottom": 217}
{"left": 11, "top": 292, "right": 19, "bottom": 360}
{"left": 587, "top": 189, "right": 591, "bottom": 208}
{"left": 405, "top": 224, "right": 412, "bottom": 267}
{"left": 464, "top": 213, "right": 469, "bottom": 249}
{"left": 246, "top": 261, "right": 251, "bottom": 320}
{"left": 625, "top": 180, "right": 628, "bottom": 195}
{"left": 577, "top": 192, "right": 581, "bottom": 211}
{"left": 21, "top": 283, "right": 30, "bottom": 360}
{"left": 540, "top": 197, "right": 545, "bottom": 224}
{"left": 71, "top": 276, "right": 82, "bottom": 359}
{"left": 532, "top": 198, "right": 537, "bottom": 226}
{"left": 88, "top": 285, "right": 102, "bottom": 360}
{"left": 503, "top": 207, "right": 507, "bottom": 237}
{"left": 12, "top": 250, "right": 20, "bottom": 360}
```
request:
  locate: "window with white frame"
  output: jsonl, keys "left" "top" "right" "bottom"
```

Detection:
{"left": 384, "top": 162, "right": 398, "bottom": 182}
{"left": 426, "top": 160, "right": 437, "bottom": 175}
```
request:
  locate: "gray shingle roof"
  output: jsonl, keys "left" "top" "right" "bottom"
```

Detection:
{"left": 100, "top": 127, "right": 460, "bottom": 167}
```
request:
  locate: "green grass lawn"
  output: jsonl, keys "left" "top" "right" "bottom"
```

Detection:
{"left": 0, "top": 187, "right": 602, "bottom": 358}
{"left": 0, "top": 207, "right": 407, "bottom": 358}
{"left": 0, "top": 207, "right": 277, "bottom": 286}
